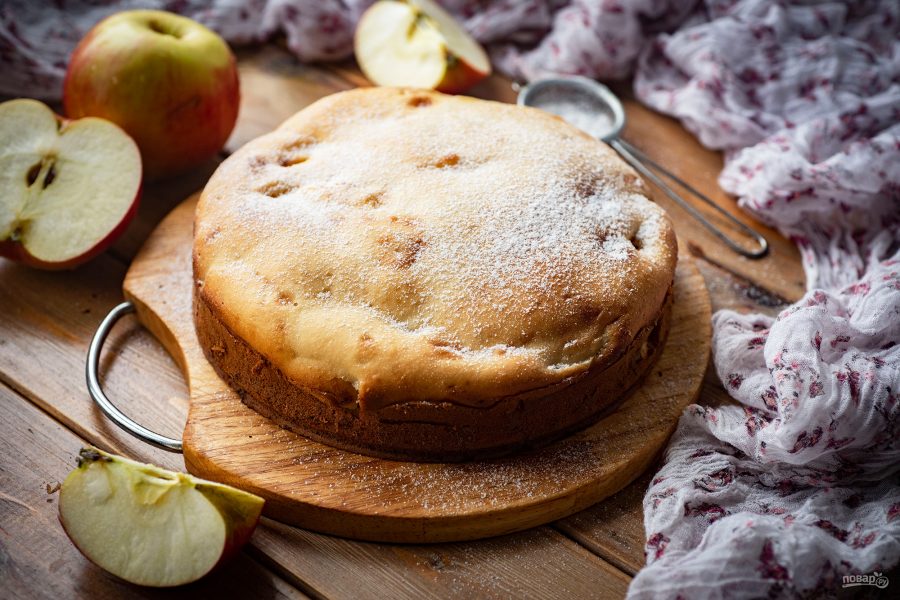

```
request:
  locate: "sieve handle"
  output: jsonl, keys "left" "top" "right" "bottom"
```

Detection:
{"left": 611, "top": 138, "right": 769, "bottom": 259}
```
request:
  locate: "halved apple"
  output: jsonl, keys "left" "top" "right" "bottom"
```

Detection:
{"left": 59, "top": 448, "right": 264, "bottom": 587}
{"left": 355, "top": 0, "right": 491, "bottom": 93}
{"left": 0, "top": 99, "right": 141, "bottom": 270}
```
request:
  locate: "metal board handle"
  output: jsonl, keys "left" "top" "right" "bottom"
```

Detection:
{"left": 85, "top": 301, "right": 183, "bottom": 453}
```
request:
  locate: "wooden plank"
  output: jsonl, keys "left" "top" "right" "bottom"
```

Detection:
{"left": 228, "top": 46, "right": 357, "bottom": 153}
{"left": 252, "top": 520, "right": 630, "bottom": 600}
{"left": 0, "top": 258, "right": 188, "bottom": 448}
{"left": 0, "top": 255, "right": 631, "bottom": 598}
{"left": 555, "top": 470, "right": 654, "bottom": 575}
{"left": 614, "top": 94, "right": 805, "bottom": 303}
{"left": 109, "top": 159, "right": 222, "bottom": 263}
{"left": 555, "top": 373, "right": 738, "bottom": 576}
{"left": 692, "top": 251, "right": 790, "bottom": 315}
{"left": 0, "top": 383, "right": 306, "bottom": 600}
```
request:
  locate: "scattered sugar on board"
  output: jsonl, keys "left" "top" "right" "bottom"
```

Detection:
{"left": 331, "top": 437, "right": 604, "bottom": 511}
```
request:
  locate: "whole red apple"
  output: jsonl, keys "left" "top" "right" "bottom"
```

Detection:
{"left": 0, "top": 99, "right": 142, "bottom": 270}
{"left": 64, "top": 10, "right": 239, "bottom": 181}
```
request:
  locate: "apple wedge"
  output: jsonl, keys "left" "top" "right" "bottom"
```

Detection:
{"left": 355, "top": 0, "right": 491, "bottom": 93}
{"left": 59, "top": 448, "right": 264, "bottom": 587}
{"left": 0, "top": 99, "right": 141, "bottom": 269}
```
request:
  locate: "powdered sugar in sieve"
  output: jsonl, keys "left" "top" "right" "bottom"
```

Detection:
{"left": 518, "top": 77, "right": 769, "bottom": 259}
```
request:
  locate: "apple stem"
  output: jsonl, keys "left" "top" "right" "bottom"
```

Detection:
{"left": 408, "top": 12, "right": 431, "bottom": 39}
{"left": 76, "top": 447, "right": 112, "bottom": 467}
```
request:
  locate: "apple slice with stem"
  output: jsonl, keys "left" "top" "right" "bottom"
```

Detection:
{"left": 59, "top": 448, "right": 265, "bottom": 587}
{"left": 0, "top": 99, "right": 141, "bottom": 270}
{"left": 355, "top": 0, "right": 491, "bottom": 93}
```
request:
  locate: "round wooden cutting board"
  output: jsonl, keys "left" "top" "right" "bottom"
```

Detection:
{"left": 123, "top": 194, "right": 711, "bottom": 543}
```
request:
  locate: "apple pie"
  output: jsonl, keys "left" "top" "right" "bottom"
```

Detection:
{"left": 193, "top": 88, "right": 677, "bottom": 461}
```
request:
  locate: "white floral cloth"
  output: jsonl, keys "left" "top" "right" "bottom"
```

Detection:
{"left": 628, "top": 2, "right": 900, "bottom": 597}
{"left": 4, "top": 1, "right": 898, "bottom": 597}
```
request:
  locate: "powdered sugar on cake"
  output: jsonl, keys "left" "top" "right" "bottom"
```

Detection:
{"left": 195, "top": 88, "right": 675, "bottom": 403}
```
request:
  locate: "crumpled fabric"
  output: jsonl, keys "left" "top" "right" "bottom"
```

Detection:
{"left": 1, "top": 0, "right": 695, "bottom": 99}
{"left": 626, "top": 2, "right": 900, "bottom": 597}
{"left": 4, "top": 1, "right": 898, "bottom": 597}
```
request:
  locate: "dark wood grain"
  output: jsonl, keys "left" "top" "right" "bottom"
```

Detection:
{"left": 228, "top": 47, "right": 357, "bottom": 153}
{"left": 0, "top": 256, "right": 188, "bottom": 447}
{"left": 555, "top": 471, "right": 655, "bottom": 575}
{"left": 252, "top": 521, "right": 631, "bottom": 600}
{"left": 615, "top": 96, "right": 805, "bottom": 303}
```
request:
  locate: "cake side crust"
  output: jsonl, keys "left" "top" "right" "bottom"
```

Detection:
{"left": 194, "top": 281, "right": 673, "bottom": 462}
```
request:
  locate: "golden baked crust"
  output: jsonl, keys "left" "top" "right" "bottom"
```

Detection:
{"left": 195, "top": 286, "right": 672, "bottom": 461}
{"left": 193, "top": 88, "right": 677, "bottom": 459}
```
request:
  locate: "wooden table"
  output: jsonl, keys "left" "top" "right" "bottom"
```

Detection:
{"left": 1, "top": 46, "right": 806, "bottom": 599}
